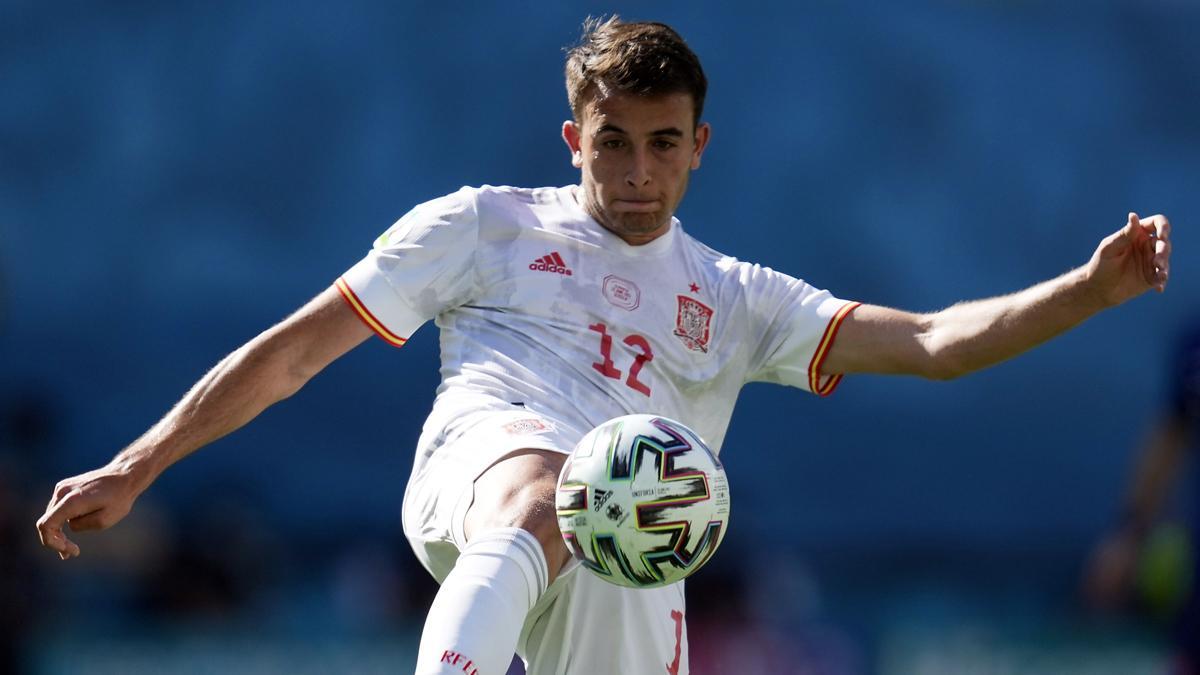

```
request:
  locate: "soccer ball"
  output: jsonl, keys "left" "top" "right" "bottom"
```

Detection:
{"left": 555, "top": 414, "right": 731, "bottom": 588}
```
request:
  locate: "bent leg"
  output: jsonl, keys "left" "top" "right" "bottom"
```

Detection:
{"left": 463, "top": 449, "right": 573, "bottom": 581}
{"left": 415, "top": 449, "right": 572, "bottom": 675}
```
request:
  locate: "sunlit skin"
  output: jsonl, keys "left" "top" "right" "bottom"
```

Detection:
{"left": 562, "top": 90, "right": 711, "bottom": 246}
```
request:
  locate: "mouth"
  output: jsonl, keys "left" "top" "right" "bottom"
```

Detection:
{"left": 611, "top": 199, "right": 662, "bottom": 213}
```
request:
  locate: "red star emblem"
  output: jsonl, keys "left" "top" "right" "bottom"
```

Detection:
{"left": 688, "top": 282, "right": 700, "bottom": 293}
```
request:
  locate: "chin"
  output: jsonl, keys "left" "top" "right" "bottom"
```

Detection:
{"left": 611, "top": 212, "right": 669, "bottom": 238}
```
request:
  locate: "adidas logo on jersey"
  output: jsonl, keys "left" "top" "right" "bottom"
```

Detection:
{"left": 530, "top": 251, "right": 573, "bottom": 276}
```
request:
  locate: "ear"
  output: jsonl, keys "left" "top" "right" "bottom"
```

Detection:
{"left": 690, "top": 122, "right": 711, "bottom": 170}
{"left": 562, "top": 120, "right": 584, "bottom": 169}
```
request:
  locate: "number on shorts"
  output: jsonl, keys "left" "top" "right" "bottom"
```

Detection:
{"left": 666, "top": 609, "right": 684, "bottom": 675}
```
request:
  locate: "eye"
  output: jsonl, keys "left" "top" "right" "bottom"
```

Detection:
{"left": 653, "top": 139, "right": 678, "bottom": 150}
{"left": 602, "top": 138, "right": 626, "bottom": 150}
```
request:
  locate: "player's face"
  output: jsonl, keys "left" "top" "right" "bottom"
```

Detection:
{"left": 562, "top": 91, "right": 710, "bottom": 246}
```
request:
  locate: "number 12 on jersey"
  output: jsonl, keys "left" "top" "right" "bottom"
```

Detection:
{"left": 589, "top": 322, "right": 653, "bottom": 396}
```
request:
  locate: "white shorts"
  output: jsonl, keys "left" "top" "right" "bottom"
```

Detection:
{"left": 401, "top": 407, "right": 577, "bottom": 583}
{"left": 400, "top": 408, "right": 690, "bottom": 675}
{"left": 518, "top": 567, "right": 689, "bottom": 675}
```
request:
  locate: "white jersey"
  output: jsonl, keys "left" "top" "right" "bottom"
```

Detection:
{"left": 338, "top": 184, "right": 858, "bottom": 674}
{"left": 338, "top": 184, "right": 858, "bottom": 466}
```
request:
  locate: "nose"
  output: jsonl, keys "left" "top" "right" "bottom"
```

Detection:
{"left": 625, "top": 147, "right": 651, "bottom": 187}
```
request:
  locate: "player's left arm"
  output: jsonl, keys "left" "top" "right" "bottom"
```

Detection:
{"left": 822, "top": 212, "right": 1171, "bottom": 380}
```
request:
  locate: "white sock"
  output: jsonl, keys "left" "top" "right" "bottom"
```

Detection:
{"left": 415, "top": 527, "right": 549, "bottom": 675}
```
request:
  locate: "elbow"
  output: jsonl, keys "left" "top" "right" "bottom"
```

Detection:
{"left": 906, "top": 317, "right": 966, "bottom": 381}
{"left": 922, "top": 342, "right": 992, "bottom": 380}
{"left": 919, "top": 331, "right": 970, "bottom": 381}
{"left": 276, "top": 349, "right": 319, "bottom": 400}
{"left": 275, "top": 370, "right": 309, "bottom": 402}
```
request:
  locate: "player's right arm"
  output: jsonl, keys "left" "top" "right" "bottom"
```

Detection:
{"left": 36, "top": 284, "right": 373, "bottom": 559}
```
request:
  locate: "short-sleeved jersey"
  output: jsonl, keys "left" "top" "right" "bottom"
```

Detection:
{"left": 338, "top": 185, "right": 858, "bottom": 469}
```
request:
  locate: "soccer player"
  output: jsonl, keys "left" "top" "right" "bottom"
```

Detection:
{"left": 1084, "top": 318, "right": 1199, "bottom": 673}
{"left": 37, "top": 17, "right": 1171, "bottom": 675}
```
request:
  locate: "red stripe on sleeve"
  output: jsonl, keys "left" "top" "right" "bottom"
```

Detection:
{"left": 808, "top": 302, "right": 861, "bottom": 397}
{"left": 335, "top": 278, "right": 407, "bottom": 348}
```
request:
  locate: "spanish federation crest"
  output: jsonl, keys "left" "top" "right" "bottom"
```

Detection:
{"left": 674, "top": 295, "right": 714, "bottom": 353}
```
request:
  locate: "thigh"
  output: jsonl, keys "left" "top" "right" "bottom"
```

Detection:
{"left": 463, "top": 448, "right": 575, "bottom": 580}
{"left": 519, "top": 570, "right": 689, "bottom": 675}
{"left": 464, "top": 448, "right": 567, "bottom": 537}
{"left": 401, "top": 409, "right": 577, "bottom": 582}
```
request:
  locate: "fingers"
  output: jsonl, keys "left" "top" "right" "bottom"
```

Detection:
{"left": 1098, "top": 213, "right": 1137, "bottom": 258}
{"left": 1141, "top": 213, "right": 1171, "bottom": 241}
{"left": 1126, "top": 213, "right": 1154, "bottom": 286}
{"left": 37, "top": 466, "right": 141, "bottom": 560}
{"left": 1118, "top": 212, "right": 1156, "bottom": 285}
{"left": 36, "top": 489, "right": 98, "bottom": 559}
{"left": 1123, "top": 212, "right": 1172, "bottom": 292}
{"left": 1126, "top": 211, "right": 1140, "bottom": 232}
{"left": 1140, "top": 213, "right": 1171, "bottom": 291}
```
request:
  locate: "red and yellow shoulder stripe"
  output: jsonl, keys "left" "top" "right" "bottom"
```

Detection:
{"left": 335, "top": 277, "right": 407, "bottom": 347}
{"left": 808, "top": 301, "right": 861, "bottom": 397}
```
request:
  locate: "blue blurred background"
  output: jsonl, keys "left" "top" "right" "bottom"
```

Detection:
{"left": 2, "top": 1, "right": 1197, "bottom": 673}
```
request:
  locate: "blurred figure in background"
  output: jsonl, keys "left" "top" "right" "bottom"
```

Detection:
{"left": 0, "top": 459, "right": 38, "bottom": 675}
{"left": 0, "top": 393, "right": 58, "bottom": 675}
{"left": 1085, "top": 319, "right": 1200, "bottom": 674}
{"left": 0, "top": 251, "right": 43, "bottom": 675}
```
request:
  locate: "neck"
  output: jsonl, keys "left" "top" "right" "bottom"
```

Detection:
{"left": 572, "top": 186, "right": 671, "bottom": 246}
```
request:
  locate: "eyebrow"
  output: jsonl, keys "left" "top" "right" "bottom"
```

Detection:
{"left": 596, "top": 123, "right": 685, "bottom": 137}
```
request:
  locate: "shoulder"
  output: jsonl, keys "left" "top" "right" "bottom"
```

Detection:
{"left": 677, "top": 230, "right": 791, "bottom": 290}
{"left": 677, "top": 229, "right": 737, "bottom": 272}
{"left": 470, "top": 184, "right": 564, "bottom": 211}
{"left": 676, "top": 230, "right": 791, "bottom": 279}
{"left": 467, "top": 184, "right": 583, "bottom": 238}
{"left": 418, "top": 183, "right": 564, "bottom": 209}
{"left": 399, "top": 184, "right": 552, "bottom": 232}
{"left": 410, "top": 184, "right": 545, "bottom": 215}
{"left": 709, "top": 249, "right": 815, "bottom": 298}
{"left": 694, "top": 246, "right": 773, "bottom": 287}
{"left": 465, "top": 184, "right": 563, "bottom": 219}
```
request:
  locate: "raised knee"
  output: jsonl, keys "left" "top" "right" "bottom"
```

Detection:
{"left": 472, "top": 478, "right": 559, "bottom": 542}
{"left": 465, "top": 454, "right": 572, "bottom": 577}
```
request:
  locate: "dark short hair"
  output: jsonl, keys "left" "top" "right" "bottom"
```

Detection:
{"left": 564, "top": 16, "right": 707, "bottom": 126}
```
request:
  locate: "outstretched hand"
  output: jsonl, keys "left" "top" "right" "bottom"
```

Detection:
{"left": 35, "top": 463, "right": 143, "bottom": 560}
{"left": 1087, "top": 212, "right": 1171, "bottom": 307}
